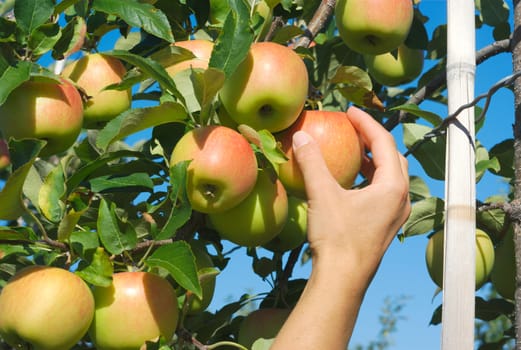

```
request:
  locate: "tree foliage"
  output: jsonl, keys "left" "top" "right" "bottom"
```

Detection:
{"left": 0, "top": 0, "right": 516, "bottom": 349}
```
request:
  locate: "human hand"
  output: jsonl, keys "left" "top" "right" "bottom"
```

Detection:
{"left": 292, "top": 106, "right": 411, "bottom": 275}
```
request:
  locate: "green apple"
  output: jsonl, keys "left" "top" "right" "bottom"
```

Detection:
{"left": 89, "top": 271, "right": 179, "bottom": 350}
{"left": 491, "top": 228, "right": 515, "bottom": 300}
{"left": 0, "top": 139, "right": 10, "bottom": 170}
{"left": 0, "top": 78, "right": 84, "bottom": 157}
{"left": 165, "top": 39, "right": 214, "bottom": 77}
{"left": 364, "top": 44, "right": 424, "bottom": 86}
{"left": 238, "top": 308, "right": 291, "bottom": 349}
{"left": 0, "top": 265, "right": 95, "bottom": 350}
{"left": 219, "top": 42, "right": 309, "bottom": 132}
{"left": 275, "top": 110, "right": 363, "bottom": 198}
{"left": 186, "top": 241, "right": 217, "bottom": 314}
{"left": 209, "top": 170, "right": 288, "bottom": 247}
{"left": 62, "top": 53, "right": 131, "bottom": 128}
{"left": 263, "top": 196, "right": 307, "bottom": 252}
{"left": 335, "top": 0, "right": 414, "bottom": 55}
{"left": 425, "top": 229, "right": 495, "bottom": 290}
{"left": 170, "top": 125, "right": 258, "bottom": 214}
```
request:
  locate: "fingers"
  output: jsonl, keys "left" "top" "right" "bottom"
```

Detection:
{"left": 291, "top": 131, "right": 338, "bottom": 199}
{"left": 346, "top": 106, "right": 404, "bottom": 185}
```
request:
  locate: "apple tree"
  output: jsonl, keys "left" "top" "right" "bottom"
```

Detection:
{"left": 0, "top": 0, "right": 517, "bottom": 349}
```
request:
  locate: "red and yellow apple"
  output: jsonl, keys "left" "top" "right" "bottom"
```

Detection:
{"left": 275, "top": 110, "right": 363, "bottom": 198}
{"left": 425, "top": 229, "right": 495, "bottom": 290}
{"left": 491, "top": 228, "right": 515, "bottom": 300}
{"left": 364, "top": 44, "right": 424, "bottom": 86}
{"left": 238, "top": 308, "right": 291, "bottom": 349}
{"left": 209, "top": 170, "right": 288, "bottom": 247}
{"left": 0, "top": 78, "right": 84, "bottom": 156}
{"left": 263, "top": 196, "right": 307, "bottom": 252}
{"left": 166, "top": 39, "right": 214, "bottom": 77}
{"left": 170, "top": 125, "right": 258, "bottom": 213}
{"left": 62, "top": 53, "right": 131, "bottom": 128}
{"left": 186, "top": 241, "right": 217, "bottom": 314}
{"left": 335, "top": 0, "right": 414, "bottom": 55}
{"left": 89, "top": 271, "right": 179, "bottom": 350}
{"left": 219, "top": 42, "right": 309, "bottom": 132}
{"left": 0, "top": 265, "right": 95, "bottom": 350}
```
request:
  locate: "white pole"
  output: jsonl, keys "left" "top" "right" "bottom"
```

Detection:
{"left": 442, "top": 0, "right": 476, "bottom": 349}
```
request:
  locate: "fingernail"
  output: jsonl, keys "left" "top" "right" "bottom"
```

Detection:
{"left": 292, "top": 131, "right": 312, "bottom": 149}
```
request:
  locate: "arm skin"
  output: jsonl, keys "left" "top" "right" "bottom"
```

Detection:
{"left": 271, "top": 106, "right": 411, "bottom": 350}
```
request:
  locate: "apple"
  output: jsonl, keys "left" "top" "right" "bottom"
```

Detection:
{"left": 165, "top": 39, "right": 214, "bottom": 77}
{"left": 89, "top": 271, "right": 179, "bottom": 350}
{"left": 491, "top": 228, "right": 515, "bottom": 300}
{"left": 0, "top": 265, "right": 95, "bottom": 350}
{"left": 208, "top": 170, "right": 288, "bottom": 247}
{"left": 0, "top": 139, "right": 10, "bottom": 170}
{"left": 275, "top": 110, "right": 363, "bottom": 198}
{"left": 238, "top": 308, "right": 291, "bottom": 349}
{"left": 364, "top": 44, "right": 424, "bottom": 86}
{"left": 170, "top": 125, "right": 258, "bottom": 214}
{"left": 263, "top": 196, "right": 307, "bottom": 252}
{"left": 425, "top": 229, "right": 495, "bottom": 290}
{"left": 62, "top": 53, "right": 131, "bottom": 128}
{"left": 335, "top": 0, "right": 414, "bottom": 55}
{"left": 0, "top": 78, "right": 84, "bottom": 157}
{"left": 186, "top": 241, "right": 217, "bottom": 314}
{"left": 219, "top": 42, "right": 309, "bottom": 132}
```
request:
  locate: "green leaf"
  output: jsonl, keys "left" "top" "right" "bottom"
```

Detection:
{"left": 154, "top": 161, "right": 191, "bottom": 240}
{"left": 0, "top": 139, "right": 46, "bottom": 220}
{"left": 28, "top": 22, "right": 61, "bottom": 57}
{"left": 145, "top": 241, "right": 202, "bottom": 299}
{"left": 0, "top": 226, "right": 37, "bottom": 241}
{"left": 330, "top": 65, "right": 373, "bottom": 90}
{"left": 403, "top": 123, "right": 446, "bottom": 180}
{"left": 191, "top": 67, "right": 225, "bottom": 121}
{"left": 54, "top": 0, "right": 84, "bottom": 15}
{"left": 14, "top": 0, "right": 54, "bottom": 34}
{"left": 403, "top": 197, "right": 445, "bottom": 237}
{"left": 92, "top": 0, "right": 173, "bottom": 42}
{"left": 271, "top": 26, "right": 304, "bottom": 44}
{"left": 390, "top": 103, "right": 443, "bottom": 126}
{"left": 252, "top": 338, "right": 275, "bottom": 350}
{"left": 52, "top": 16, "right": 86, "bottom": 59}
{"left": 476, "top": 143, "right": 500, "bottom": 182}
{"left": 75, "top": 247, "right": 114, "bottom": 287}
{"left": 90, "top": 173, "right": 154, "bottom": 193}
{"left": 70, "top": 230, "right": 100, "bottom": 258}
{"left": 489, "top": 138, "right": 514, "bottom": 178}
{"left": 0, "top": 59, "right": 32, "bottom": 105}
{"left": 97, "top": 198, "right": 138, "bottom": 255}
{"left": 409, "top": 175, "right": 431, "bottom": 202}
{"left": 0, "top": 17, "right": 18, "bottom": 42}
{"left": 477, "top": 0, "right": 510, "bottom": 27}
{"left": 103, "top": 50, "right": 184, "bottom": 102}
{"left": 96, "top": 102, "right": 187, "bottom": 151}
{"left": 209, "top": 0, "right": 255, "bottom": 78}
{"left": 38, "top": 161, "right": 66, "bottom": 223}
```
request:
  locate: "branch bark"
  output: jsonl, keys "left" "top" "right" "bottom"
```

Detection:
{"left": 294, "top": 0, "right": 336, "bottom": 49}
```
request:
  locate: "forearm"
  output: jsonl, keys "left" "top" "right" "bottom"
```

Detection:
{"left": 271, "top": 256, "right": 376, "bottom": 350}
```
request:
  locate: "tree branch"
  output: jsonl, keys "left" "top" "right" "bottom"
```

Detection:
{"left": 294, "top": 0, "right": 336, "bottom": 49}
{"left": 384, "top": 38, "right": 512, "bottom": 131}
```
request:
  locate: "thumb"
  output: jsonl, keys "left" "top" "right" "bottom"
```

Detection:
{"left": 292, "top": 131, "right": 338, "bottom": 198}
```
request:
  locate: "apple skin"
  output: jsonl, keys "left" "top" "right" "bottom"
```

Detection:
{"left": 62, "top": 53, "right": 131, "bottom": 128}
{"left": 275, "top": 110, "right": 363, "bottom": 198}
{"left": 425, "top": 229, "right": 495, "bottom": 290}
{"left": 335, "top": 0, "right": 414, "bottom": 55}
{"left": 491, "top": 228, "right": 515, "bottom": 300}
{"left": 166, "top": 40, "right": 214, "bottom": 77}
{"left": 209, "top": 170, "right": 288, "bottom": 247}
{"left": 0, "top": 265, "right": 95, "bottom": 350}
{"left": 170, "top": 125, "right": 258, "bottom": 214}
{"left": 0, "top": 139, "right": 10, "bottom": 170}
{"left": 263, "top": 196, "right": 307, "bottom": 252}
{"left": 89, "top": 271, "right": 179, "bottom": 350}
{"left": 238, "top": 308, "right": 291, "bottom": 349}
{"left": 364, "top": 44, "right": 424, "bottom": 86}
{"left": 0, "top": 78, "right": 84, "bottom": 157}
{"left": 186, "top": 241, "right": 217, "bottom": 314}
{"left": 219, "top": 42, "right": 309, "bottom": 133}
